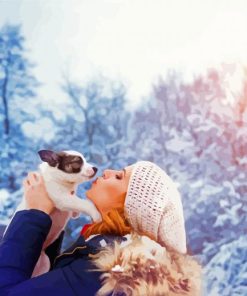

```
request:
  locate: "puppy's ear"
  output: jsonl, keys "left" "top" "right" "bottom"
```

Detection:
{"left": 38, "top": 150, "right": 60, "bottom": 167}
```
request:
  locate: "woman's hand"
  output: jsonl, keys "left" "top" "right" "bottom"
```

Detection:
{"left": 23, "top": 171, "right": 55, "bottom": 215}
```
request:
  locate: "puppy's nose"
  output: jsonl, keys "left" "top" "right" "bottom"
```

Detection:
{"left": 92, "top": 167, "right": 98, "bottom": 174}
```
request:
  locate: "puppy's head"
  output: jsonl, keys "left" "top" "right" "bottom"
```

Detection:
{"left": 38, "top": 149, "right": 98, "bottom": 184}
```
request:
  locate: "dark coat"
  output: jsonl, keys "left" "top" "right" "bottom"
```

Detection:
{"left": 0, "top": 209, "right": 127, "bottom": 296}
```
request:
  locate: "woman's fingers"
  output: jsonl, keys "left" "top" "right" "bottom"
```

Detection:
{"left": 22, "top": 172, "right": 40, "bottom": 190}
{"left": 27, "top": 172, "right": 36, "bottom": 184}
{"left": 23, "top": 171, "right": 54, "bottom": 215}
{"left": 27, "top": 171, "right": 39, "bottom": 185}
{"left": 23, "top": 179, "right": 30, "bottom": 189}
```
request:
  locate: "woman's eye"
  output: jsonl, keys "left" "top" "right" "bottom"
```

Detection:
{"left": 115, "top": 174, "right": 122, "bottom": 180}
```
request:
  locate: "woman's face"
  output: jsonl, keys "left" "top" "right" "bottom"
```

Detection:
{"left": 85, "top": 165, "right": 133, "bottom": 215}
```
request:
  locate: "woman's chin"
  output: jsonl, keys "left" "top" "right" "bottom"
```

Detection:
{"left": 85, "top": 190, "right": 90, "bottom": 199}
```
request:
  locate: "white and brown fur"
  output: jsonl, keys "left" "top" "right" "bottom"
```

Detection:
{"left": 89, "top": 232, "right": 203, "bottom": 296}
{"left": 3, "top": 149, "right": 102, "bottom": 277}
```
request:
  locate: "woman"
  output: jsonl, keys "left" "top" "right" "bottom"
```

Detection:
{"left": 0, "top": 161, "right": 202, "bottom": 296}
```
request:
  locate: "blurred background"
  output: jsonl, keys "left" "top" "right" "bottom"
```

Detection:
{"left": 0, "top": 0, "right": 246, "bottom": 295}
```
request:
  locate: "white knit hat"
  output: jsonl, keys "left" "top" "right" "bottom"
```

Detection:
{"left": 124, "top": 161, "right": 187, "bottom": 254}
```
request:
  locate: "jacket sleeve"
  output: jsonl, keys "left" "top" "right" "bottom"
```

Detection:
{"left": 0, "top": 209, "right": 102, "bottom": 296}
{"left": 0, "top": 209, "right": 52, "bottom": 290}
{"left": 1, "top": 267, "right": 77, "bottom": 296}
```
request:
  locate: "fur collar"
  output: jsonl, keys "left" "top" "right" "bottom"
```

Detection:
{"left": 88, "top": 232, "right": 203, "bottom": 296}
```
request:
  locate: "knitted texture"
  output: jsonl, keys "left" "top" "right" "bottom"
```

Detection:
{"left": 124, "top": 161, "right": 187, "bottom": 254}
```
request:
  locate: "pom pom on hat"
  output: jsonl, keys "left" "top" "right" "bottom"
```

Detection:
{"left": 124, "top": 161, "right": 187, "bottom": 254}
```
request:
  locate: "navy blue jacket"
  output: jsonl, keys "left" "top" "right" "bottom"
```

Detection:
{"left": 0, "top": 209, "right": 127, "bottom": 296}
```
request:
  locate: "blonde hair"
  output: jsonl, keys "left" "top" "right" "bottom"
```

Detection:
{"left": 83, "top": 206, "right": 132, "bottom": 240}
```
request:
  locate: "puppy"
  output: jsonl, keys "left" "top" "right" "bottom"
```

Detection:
{"left": 3, "top": 149, "right": 102, "bottom": 277}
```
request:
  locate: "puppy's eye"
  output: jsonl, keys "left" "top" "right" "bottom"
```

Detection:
{"left": 65, "top": 164, "right": 73, "bottom": 172}
{"left": 72, "top": 163, "right": 81, "bottom": 169}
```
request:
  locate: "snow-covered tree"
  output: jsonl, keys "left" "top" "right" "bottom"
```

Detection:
{"left": 0, "top": 24, "right": 39, "bottom": 191}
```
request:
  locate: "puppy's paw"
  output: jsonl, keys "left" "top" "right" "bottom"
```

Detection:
{"left": 71, "top": 211, "right": 80, "bottom": 219}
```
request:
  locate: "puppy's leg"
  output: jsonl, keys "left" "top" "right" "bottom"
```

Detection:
{"left": 55, "top": 195, "right": 102, "bottom": 222}
{"left": 71, "top": 211, "right": 80, "bottom": 219}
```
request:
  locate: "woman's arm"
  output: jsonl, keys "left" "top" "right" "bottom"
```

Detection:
{"left": 0, "top": 209, "right": 74, "bottom": 295}
{"left": 0, "top": 209, "right": 52, "bottom": 289}
{"left": 0, "top": 210, "right": 100, "bottom": 296}
{"left": 0, "top": 172, "right": 56, "bottom": 290}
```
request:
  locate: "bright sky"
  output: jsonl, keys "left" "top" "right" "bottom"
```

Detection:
{"left": 0, "top": 0, "right": 247, "bottom": 109}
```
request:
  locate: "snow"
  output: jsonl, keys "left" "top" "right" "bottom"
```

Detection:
{"left": 166, "top": 135, "right": 194, "bottom": 153}
{"left": 21, "top": 118, "right": 56, "bottom": 142}
{"left": 0, "top": 189, "right": 9, "bottom": 206}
